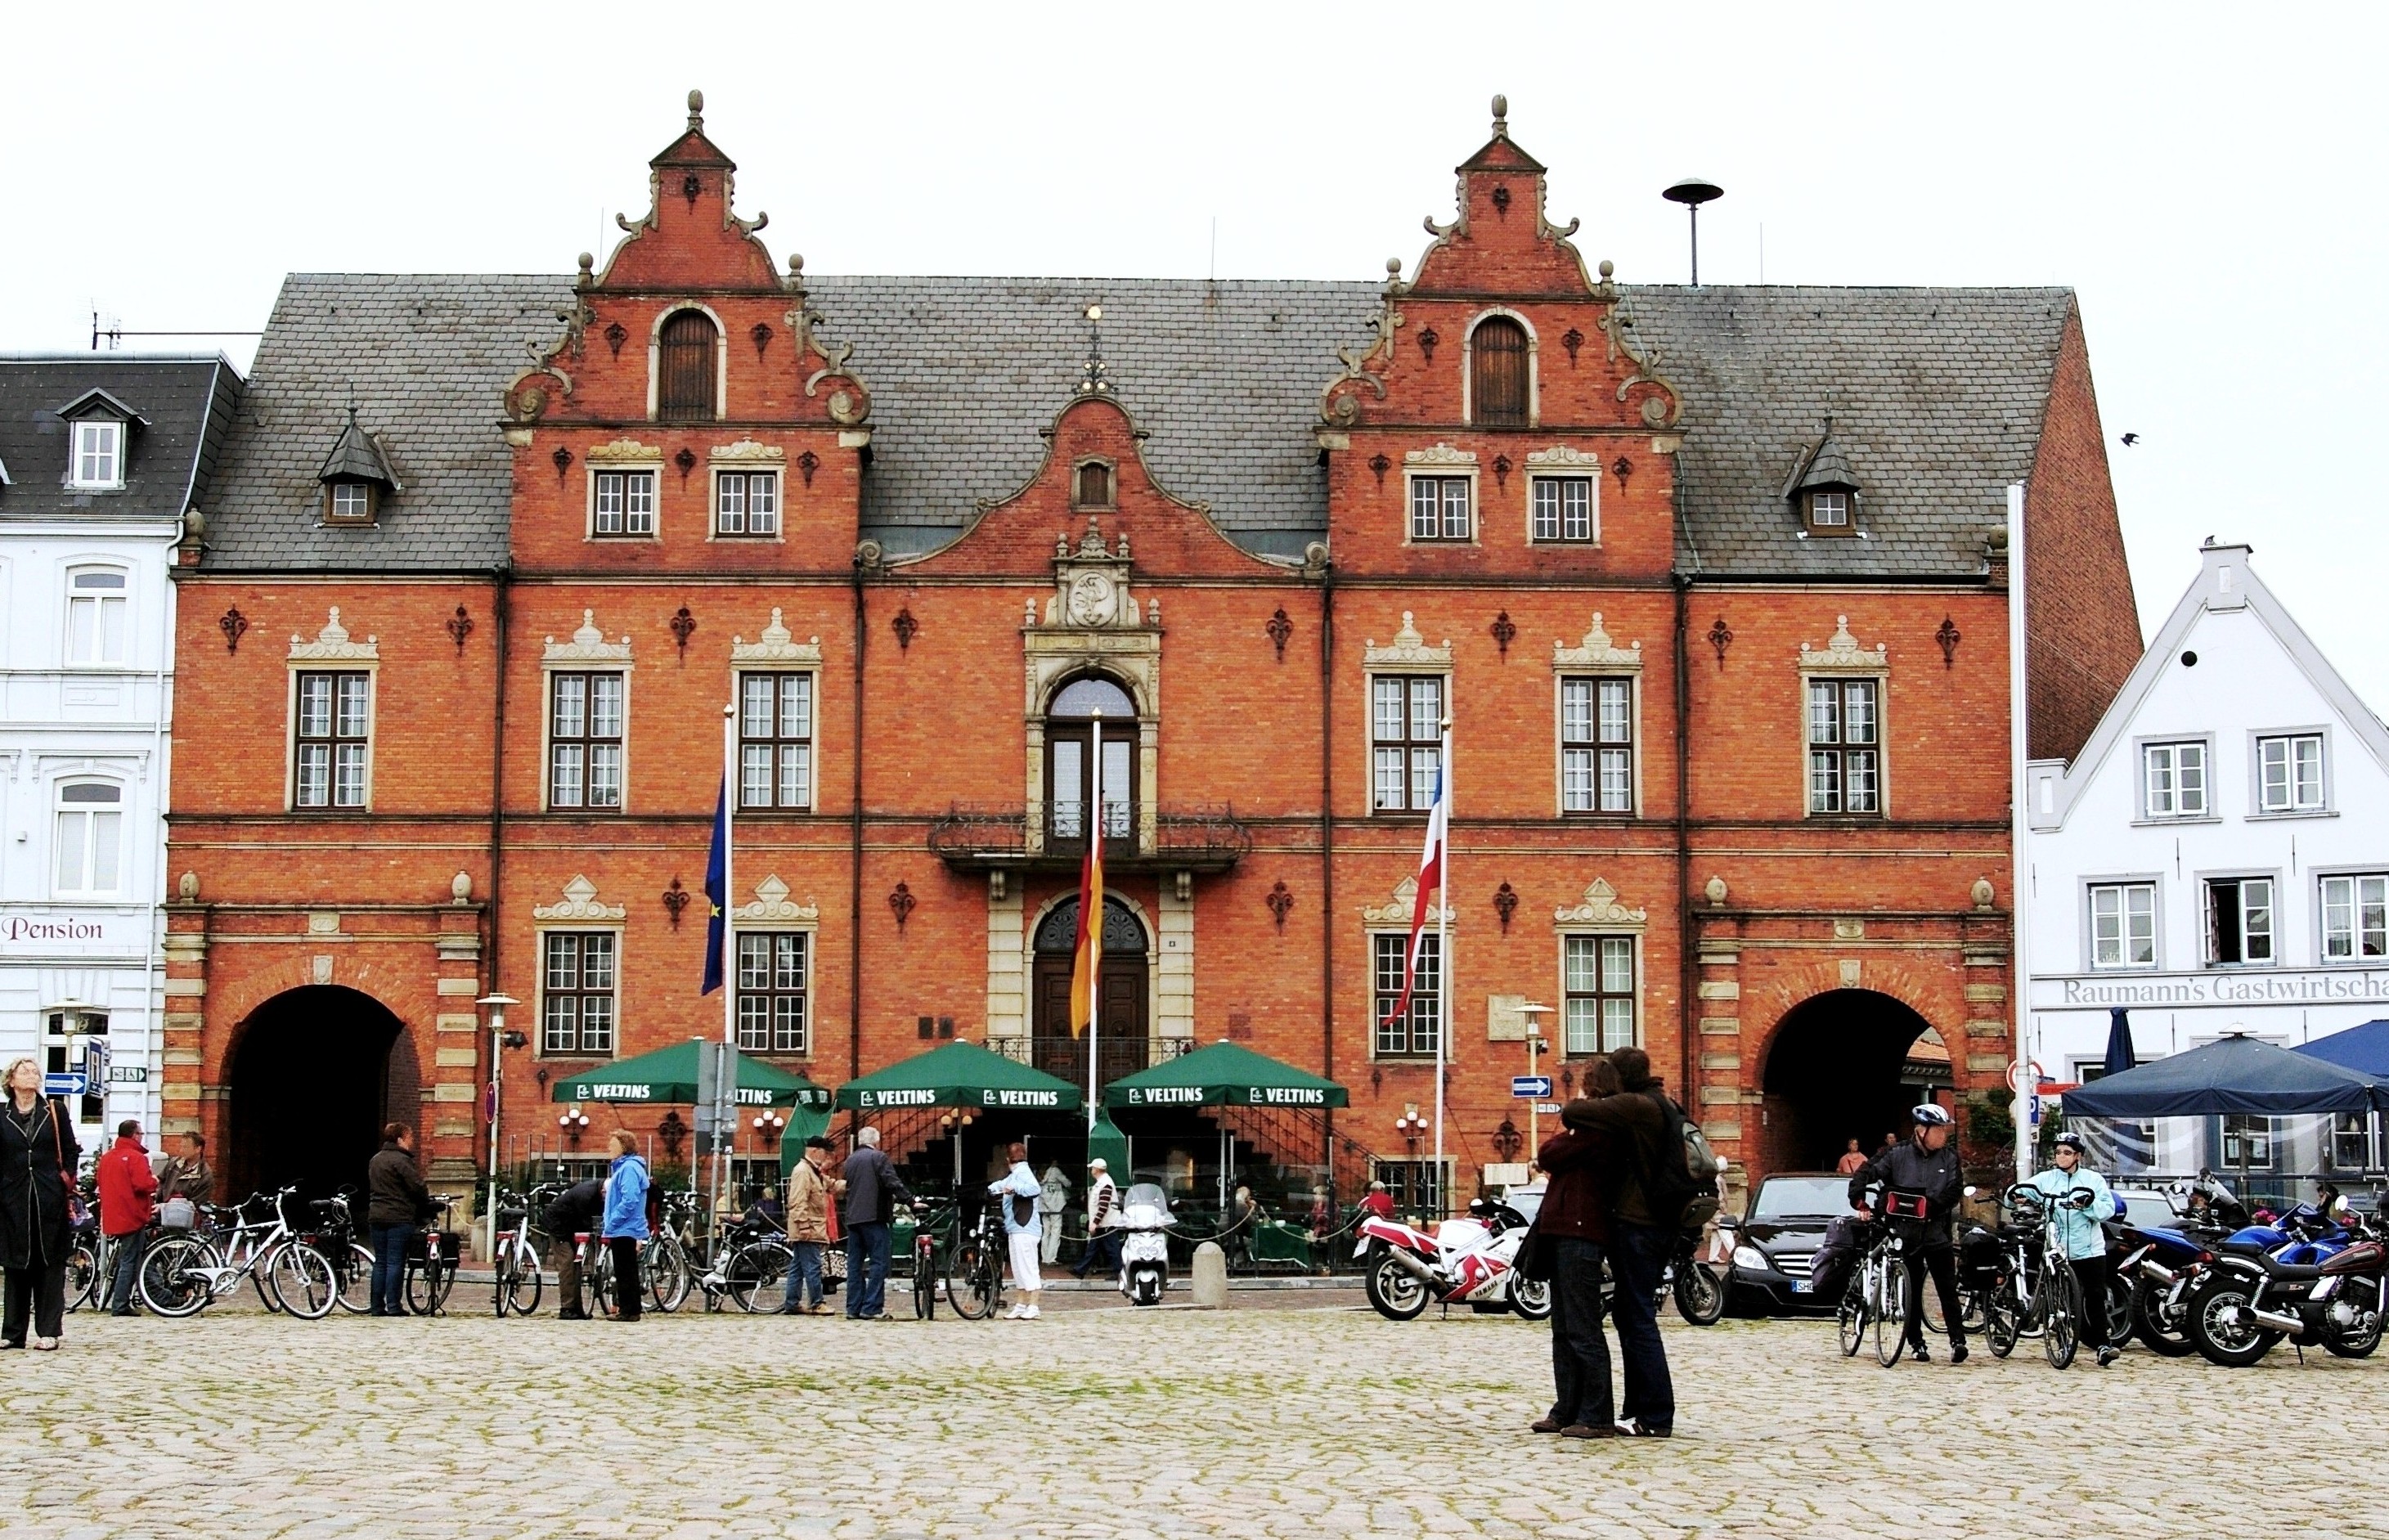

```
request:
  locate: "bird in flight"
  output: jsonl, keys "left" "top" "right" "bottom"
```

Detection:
{"left": 2120, "top": 433, "right": 2140, "bottom": 447}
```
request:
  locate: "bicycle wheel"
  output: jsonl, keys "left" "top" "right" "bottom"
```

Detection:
{"left": 2043, "top": 1261, "right": 2080, "bottom": 1369}
{"left": 724, "top": 1241, "right": 790, "bottom": 1313}
{"left": 948, "top": 1236, "right": 1000, "bottom": 1321}
{"left": 501, "top": 1239, "right": 544, "bottom": 1317}
{"left": 1986, "top": 1277, "right": 2020, "bottom": 1357}
{"left": 267, "top": 1242, "right": 338, "bottom": 1319}
{"left": 587, "top": 1246, "right": 615, "bottom": 1318}
{"left": 404, "top": 1254, "right": 456, "bottom": 1317}
{"left": 1875, "top": 1263, "right": 1908, "bottom": 1367}
{"left": 139, "top": 1235, "right": 217, "bottom": 1318}
{"left": 914, "top": 1241, "right": 936, "bottom": 1320}
{"left": 65, "top": 1241, "right": 99, "bottom": 1313}
{"left": 641, "top": 1236, "right": 688, "bottom": 1314}
{"left": 251, "top": 1250, "right": 285, "bottom": 1313}
{"left": 331, "top": 1242, "right": 373, "bottom": 1314}
{"left": 1837, "top": 1268, "right": 1868, "bottom": 1357}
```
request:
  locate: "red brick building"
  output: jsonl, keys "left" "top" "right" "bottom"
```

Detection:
{"left": 163, "top": 94, "right": 2139, "bottom": 1211}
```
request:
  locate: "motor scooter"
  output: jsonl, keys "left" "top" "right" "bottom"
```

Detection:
{"left": 1117, "top": 1182, "right": 1171, "bottom": 1308}
{"left": 1358, "top": 1197, "right": 1549, "bottom": 1321}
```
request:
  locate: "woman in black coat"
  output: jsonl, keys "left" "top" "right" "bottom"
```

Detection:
{"left": 0, "top": 1057, "right": 82, "bottom": 1349}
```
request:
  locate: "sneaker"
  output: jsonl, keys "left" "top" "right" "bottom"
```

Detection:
{"left": 1003, "top": 1304, "right": 1024, "bottom": 1319}
{"left": 1020, "top": 1304, "right": 1040, "bottom": 1319}
{"left": 1908, "top": 1342, "right": 1931, "bottom": 1363}
{"left": 1614, "top": 1420, "right": 1669, "bottom": 1439}
{"left": 2096, "top": 1345, "right": 2119, "bottom": 1367}
{"left": 31, "top": 1338, "right": 59, "bottom": 1351}
{"left": 1950, "top": 1342, "right": 1969, "bottom": 1365}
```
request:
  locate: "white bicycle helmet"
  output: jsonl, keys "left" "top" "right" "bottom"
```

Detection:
{"left": 1910, "top": 1102, "right": 1954, "bottom": 1128}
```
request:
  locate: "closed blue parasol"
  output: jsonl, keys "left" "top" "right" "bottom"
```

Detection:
{"left": 2102, "top": 1008, "right": 2138, "bottom": 1080}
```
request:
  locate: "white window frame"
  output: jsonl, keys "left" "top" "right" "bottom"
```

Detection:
{"left": 286, "top": 668, "right": 375, "bottom": 811}
{"left": 1803, "top": 675, "right": 1884, "bottom": 815}
{"left": 1557, "top": 675, "right": 1635, "bottom": 815}
{"left": 712, "top": 467, "right": 781, "bottom": 539}
{"left": 1368, "top": 673, "right": 1447, "bottom": 814}
{"left": 736, "top": 669, "right": 815, "bottom": 810}
{"left": 52, "top": 779, "right": 125, "bottom": 898}
{"left": 2140, "top": 739, "right": 2211, "bottom": 821}
{"left": 2319, "top": 871, "right": 2389, "bottom": 963}
{"left": 588, "top": 467, "right": 659, "bottom": 540}
{"left": 1529, "top": 474, "right": 1597, "bottom": 543}
{"left": 545, "top": 670, "right": 629, "bottom": 812}
{"left": 2203, "top": 873, "right": 2277, "bottom": 968}
{"left": 67, "top": 420, "right": 123, "bottom": 490}
{"left": 1371, "top": 930, "right": 1442, "bottom": 1059}
{"left": 1404, "top": 474, "right": 1475, "bottom": 543}
{"left": 734, "top": 930, "right": 811, "bottom": 1055}
{"left": 2086, "top": 880, "right": 2159, "bottom": 971}
{"left": 1560, "top": 932, "right": 1639, "bottom": 1056}
{"left": 2253, "top": 730, "right": 2328, "bottom": 815}
{"left": 63, "top": 565, "right": 130, "bottom": 667}
{"left": 537, "top": 928, "right": 621, "bottom": 1057}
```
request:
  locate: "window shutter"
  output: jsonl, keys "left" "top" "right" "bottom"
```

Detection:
{"left": 657, "top": 311, "right": 719, "bottom": 419}
{"left": 1471, "top": 317, "right": 1529, "bottom": 427}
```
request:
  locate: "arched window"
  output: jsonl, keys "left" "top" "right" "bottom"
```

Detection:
{"left": 656, "top": 310, "right": 719, "bottom": 420}
{"left": 54, "top": 780, "right": 123, "bottom": 896}
{"left": 1470, "top": 316, "right": 1530, "bottom": 428}
{"left": 1047, "top": 675, "right": 1136, "bottom": 847}
{"left": 65, "top": 566, "right": 129, "bottom": 665}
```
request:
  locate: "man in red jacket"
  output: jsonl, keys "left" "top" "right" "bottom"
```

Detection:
{"left": 97, "top": 1120, "right": 158, "bottom": 1316}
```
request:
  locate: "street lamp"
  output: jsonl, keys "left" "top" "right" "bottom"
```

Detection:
{"left": 1518, "top": 1003, "right": 1554, "bottom": 1161}
{"left": 478, "top": 992, "right": 522, "bottom": 1262}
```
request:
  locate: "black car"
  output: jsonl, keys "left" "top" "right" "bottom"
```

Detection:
{"left": 1722, "top": 1172, "right": 1851, "bottom": 1314}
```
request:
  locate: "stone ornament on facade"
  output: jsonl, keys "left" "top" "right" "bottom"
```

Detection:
{"left": 1037, "top": 519, "right": 1145, "bottom": 630}
{"left": 1799, "top": 614, "right": 1888, "bottom": 674}
{"left": 532, "top": 875, "right": 626, "bottom": 922}
{"left": 544, "top": 610, "right": 633, "bottom": 663}
{"left": 583, "top": 438, "right": 664, "bottom": 465}
{"left": 733, "top": 874, "right": 820, "bottom": 924}
{"left": 1553, "top": 877, "right": 1646, "bottom": 931}
{"left": 1971, "top": 876, "right": 1996, "bottom": 911}
{"left": 1363, "top": 612, "right": 1453, "bottom": 670}
{"left": 289, "top": 608, "right": 379, "bottom": 662}
{"left": 451, "top": 872, "right": 473, "bottom": 904}
{"left": 1552, "top": 612, "right": 1643, "bottom": 672}
{"left": 1403, "top": 442, "right": 1479, "bottom": 468}
{"left": 707, "top": 438, "right": 785, "bottom": 463}
{"left": 1524, "top": 443, "right": 1605, "bottom": 470}
{"left": 730, "top": 608, "right": 824, "bottom": 667}
{"left": 1363, "top": 874, "right": 1453, "bottom": 927}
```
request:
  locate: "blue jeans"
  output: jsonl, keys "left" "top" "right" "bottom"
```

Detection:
{"left": 779, "top": 1241, "right": 824, "bottom": 1312}
{"left": 1547, "top": 1237, "right": 1614, "bottom": 1428}
{"left": 369, "top": 1223, "right": 410, "bottom": 1315}
{"left": 1609, "top": 1223, "right": 1676, "bottom": 1432}
{"left": 846, "top": 1222, "right": 890, "bottom": 1318}
{"left": 106, "top": 1229, "right": 147, "bottom": 1312}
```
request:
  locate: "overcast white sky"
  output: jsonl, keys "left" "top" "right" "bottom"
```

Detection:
{"left": 7, "top": 3, "right": 2382, "bottom": 716}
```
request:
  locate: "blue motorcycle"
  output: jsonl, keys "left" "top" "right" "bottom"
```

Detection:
{"left": 2185, "top": 1197, "right": 2385, "bottom": 1367}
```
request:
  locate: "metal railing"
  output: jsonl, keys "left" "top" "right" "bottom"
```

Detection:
{"left": 926, "top": 804, "right": 1253, "bottom": 869}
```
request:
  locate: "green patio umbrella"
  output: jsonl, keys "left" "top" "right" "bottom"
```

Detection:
{"left": 778, "top": 1105, "right": 836, "bottom": 1183}
{"left": 1105, "top": 1041, "right": 1349, "bottom": 1109}
{"left": 1087, "top": 1107, "right": 1130, "bottom": 1174}
{"left": 833, "top": 1040, "right": 1083, "bottom": 1112}
{"left": 550, "top": 1039, "right": 833, "bottom": 1110}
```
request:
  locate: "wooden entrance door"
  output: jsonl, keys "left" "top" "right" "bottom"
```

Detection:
{"left": 1032, "top": 897, "right": 1149, "bottom": 1089}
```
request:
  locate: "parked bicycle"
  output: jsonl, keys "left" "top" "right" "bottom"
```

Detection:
{"left": 491, "top": 1188, "right": 545, "bottom": 1317}
{"left": 402, "top": 1195, "right": 464, "bottom": 1317}
{"left": 908, "top": 1197, "right": 956, "bottom": 1320}
{"left": 140, "top": 1186, "right": 337, "bottom": 1319}
{"left": 1981, "top": 1183, "right": 2084, "bottom": 1369}
{"left": 297, "top": 1190, "right": 375, "bottom": 1315}
{"left": 945, "top": 1200, "right": 1005, "bottom": 1322}
{"left": 1836, "top": 1220, "right": 1911, "bottom": 1367}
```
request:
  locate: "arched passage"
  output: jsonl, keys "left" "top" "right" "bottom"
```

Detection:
{"left": 224, "top": 986, "right": 415, "bottom": 1203}
{"left": 1758, "top": 989, "right": 1949, "bottom": 1174}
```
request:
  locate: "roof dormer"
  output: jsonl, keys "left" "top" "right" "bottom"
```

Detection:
{"left": 1785, "top": 428, "right": 1859, "bottom": 537}
{"left": 316, "top": 406, "right": 399, "bottom": 526}
{"left": 56, "top": 388, "right": 146, "bottom": 492}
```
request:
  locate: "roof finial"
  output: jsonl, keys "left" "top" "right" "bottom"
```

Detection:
{"left": 1074, "top": 303, "right": 1112, "bottom": 397}
{"left": 576, "top": 251, "right": 594, "bottom": 290}
{"left": 687, "top": 89, "right": 704, "bottom": 130}
{"left": 1491, "top": 94, "right": 1508, "bottom": 137}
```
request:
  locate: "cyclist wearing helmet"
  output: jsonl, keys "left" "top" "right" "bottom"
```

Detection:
{"left": 2030, "top": 1131, "right": 2119, "bottom": 1366}
{"left": 1845, "top": 1102, "right": 1969, "bottom": 1364}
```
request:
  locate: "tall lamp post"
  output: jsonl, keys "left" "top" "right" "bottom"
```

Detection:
{"left": 478, "top": 992, "right": 523, "bottom": 1263}
{"left": 1517, "top": 1003, "right": 1553, "bottom": 1161}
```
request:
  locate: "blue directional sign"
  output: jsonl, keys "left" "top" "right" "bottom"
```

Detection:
{"left": 43, "top": 1072, "right": 86, "bottom": 1098}
{"left": 1511, "top": 1075, "right": 1553, "bottom": 1099}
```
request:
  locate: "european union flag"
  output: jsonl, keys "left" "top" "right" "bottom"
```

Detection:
{"left": 701, "top": 777, "right": 728, "bottom": 994}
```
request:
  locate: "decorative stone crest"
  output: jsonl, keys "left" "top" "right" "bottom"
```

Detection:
{"left": 733, "top": 874, "right": 820, "bottom": 925}
{"left": 1363, "top": 874, "right": 1453, "bottom": 927}
{"left": 1552, "top": 878, "right": 1647, "bottom": 930}
{"left": 544, "top": 610, "right": 632, "bottom": 663}
{"left": 1363, "top": 612, "right": 1453, "bottom": 670}
{"left": 730, "top": 608, "right": 824, "bottom": 667}
{"left": 1525, "top": 443, "right": 1605, "bottom": 470}
{"left": 289, "top": 608, "right": 378, "bottom": 662}
{"left": 533, "top": 875, "right": 625, "bottom": 922}
{"left": 583, "top": 438, "right": 663, "bottom": 465}
{"left": 708, "top": 438, "right": 784, "bottom": 463}
{"left": 1552, "top": 613, "right": 1643, "bottom": 672}
{"left": 1799, "top": 615, "right": 1888, "bottom": 674}
{"left": 1038, "top": 516, "right": 1144, "bottom": 629}
{"left": 1704, "top": 874, "right": 1729, "bottom": 908}
{"left": 1403, "top": 442, "right": 1479, "bottom": 468}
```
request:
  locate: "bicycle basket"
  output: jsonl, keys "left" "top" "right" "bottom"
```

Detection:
{"left": 159, "top": 1197, "right": 197, "bottom": 1232}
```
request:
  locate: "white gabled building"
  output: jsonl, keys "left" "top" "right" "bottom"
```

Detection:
{"left": 0, "top": 355, "right": 242, "bottom": 1143}
{"left": 2026, "top": 539, "right": 2389, "bottom": 1093}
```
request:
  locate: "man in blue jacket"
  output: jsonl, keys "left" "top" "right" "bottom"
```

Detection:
{"left": 842, "top": 1127, "right": 910, "bottom": 1320}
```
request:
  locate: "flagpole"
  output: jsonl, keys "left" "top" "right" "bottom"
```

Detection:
{"left": 1088, "top": 712, "right": 1102, "bottom": 1131}
{"left": 1435, "top": 721, "right": 1450, "bottom": 1216}
{"left": 718, "top": 701, "right": 736, "bottom": 1221}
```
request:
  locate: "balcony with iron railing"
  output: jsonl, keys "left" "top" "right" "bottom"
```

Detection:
{"left": 927, "top": 801, "right": 1253, "bottom": 873}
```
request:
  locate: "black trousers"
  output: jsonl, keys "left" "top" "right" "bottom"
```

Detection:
{"left": 3, "top": 1263, "right": 65, "bottom": 1344}
{"left": 608, "top": 1237, "right": 642, "bottom": 1321}
{"left": 2070, "top": 1254, "right": 2113, "bottom": 1350}
{"left": 1902, "top": 1246, "right": 1966, "bottom": 1349}
{"left": 1547, "top": 1237, "right": 1614, "bottom": 1428}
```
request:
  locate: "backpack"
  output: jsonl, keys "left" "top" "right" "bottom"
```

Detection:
{"left": 1638, "top": 1092, "right": 1723, "bottom": 1233}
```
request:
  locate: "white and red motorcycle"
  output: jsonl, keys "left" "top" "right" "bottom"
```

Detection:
{"left": 1358, "top": 1197, "right": 1551, "bottom": 1321}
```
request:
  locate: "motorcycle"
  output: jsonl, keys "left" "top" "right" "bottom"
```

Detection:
{"left": 1666, "top": 1223, "right": 1727, "bottom": 1325}
{"left": 1360, "top": 1197, "right": 1550, "bottom": 1321}
{"left": 1117, "top": 1182, "right": 1171, "bottom": 1308}
{"left": 2185, "top": 1194, "right": 2384, "bottom": 1367}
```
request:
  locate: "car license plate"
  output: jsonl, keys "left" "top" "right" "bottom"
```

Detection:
{"left": 1790, "top": 1278, "right": 1811, "bottom": 1293}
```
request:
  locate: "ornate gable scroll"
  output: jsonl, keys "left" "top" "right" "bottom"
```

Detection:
{"left": 1363, "top": 873, "right": 1454, "bottom": 927}
{"left": 1552, "top": 613, "right": 1642, "bottom": 672}
{"left": 733, "top": 874, "right": 819, "bottom": 925}
{"left": 534, "top": 875, "right": 626, "bottom": 922}
{"left": 1404, "top": 442, "right": 1479, "bottom": 469}
{"left": 1798, "top": 615, "right": 1888, "bottom": 675}
{"left": 1525, "top": 444, "right": 1605, "bottom": 470}
{"left": 584, "top": 438, "right": 664, "bottom": 465}
{"left": 288, "top": 608, "right": 378, "bottom": 662}
{"left": 730, "top": 608, "right": 823, "bottom": 667}
{"left": 1364, "top": 611, "right": 1453, "bottom": 670}
{"left": 1553, "top": 878, "right": 1646, "bottom": 931}
{"left": 544, "top": 610, "right": 633, "bottom": 664}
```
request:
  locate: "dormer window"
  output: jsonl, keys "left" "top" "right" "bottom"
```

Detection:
{"left": 326, "top": 483, "right": 376, "bottom": 525}
{"left": 1805, "top": 490, "right": 1850, "bottom": 532}
{"left": 70, "top": 420, "right": 123, "bottom": 490}
{"left": 1073, "top": 459, "right": 1115, "bottom": 510}
{"left": 1786, "top": 429, "right": 1859, "bottom": 537}
{"left": 313, "top": 406, "right": 397, "bottom": 528}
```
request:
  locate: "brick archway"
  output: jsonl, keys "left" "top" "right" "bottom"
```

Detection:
{"left": 1756, "top": 988, "right": 1940, "bottom": 1175}
{"left": 223, "top": 985, "right": 411, "bottom": 1205}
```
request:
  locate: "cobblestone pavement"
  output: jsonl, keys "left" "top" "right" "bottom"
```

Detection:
{"left": 9, "top": 1292, "right": 2384, "bottom": 1539}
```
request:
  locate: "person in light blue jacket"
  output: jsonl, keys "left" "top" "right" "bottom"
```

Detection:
{"left": 601, "top": 1130, "right": 651, "bottom": 1323}
{"left": 2028, "top": 1131, "right": 2117, "bottom": 1366}
{"left": 988, "top": 1141, "right": 1043, "bottom": 1320}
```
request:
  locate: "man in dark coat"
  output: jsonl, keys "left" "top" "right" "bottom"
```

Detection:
{"left": 365, "top": 1123, "right": 431, "bottom": 1317}
{"left": 541, "top": 1177, "right": 604, "bottom": 1320}
{"left": 1846, "top": 1102, "right": 1968, "bottom": 1363}
{"left": 1558, "top": 1047, "right": 1678, "bottom": 1436}
{"left": 841, "top": 1127, "right": 910, "bottom": 1320}
{"left": 0, "top": 1061, "right": 81, "bottom": 1348}
{"left": 1533, "top": 1057, "right": 1623, "bottom": 1439}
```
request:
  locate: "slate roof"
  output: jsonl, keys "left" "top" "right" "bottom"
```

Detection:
{"left": 200, "top": 274, "right": 2076, "bottom": 579}
{"left": 0, "top": 355, "right": 242, "bottom": 523}
{"left": 316, "top": 407, "right": 400, "bottom": 487}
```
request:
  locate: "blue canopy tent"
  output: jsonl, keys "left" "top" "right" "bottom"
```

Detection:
{"left": 2065, "top": 1033, "right": 2389, "bottom": 1118}
{"left": 2296, "top": 1020, "right": 2389, "bottom": 1078}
